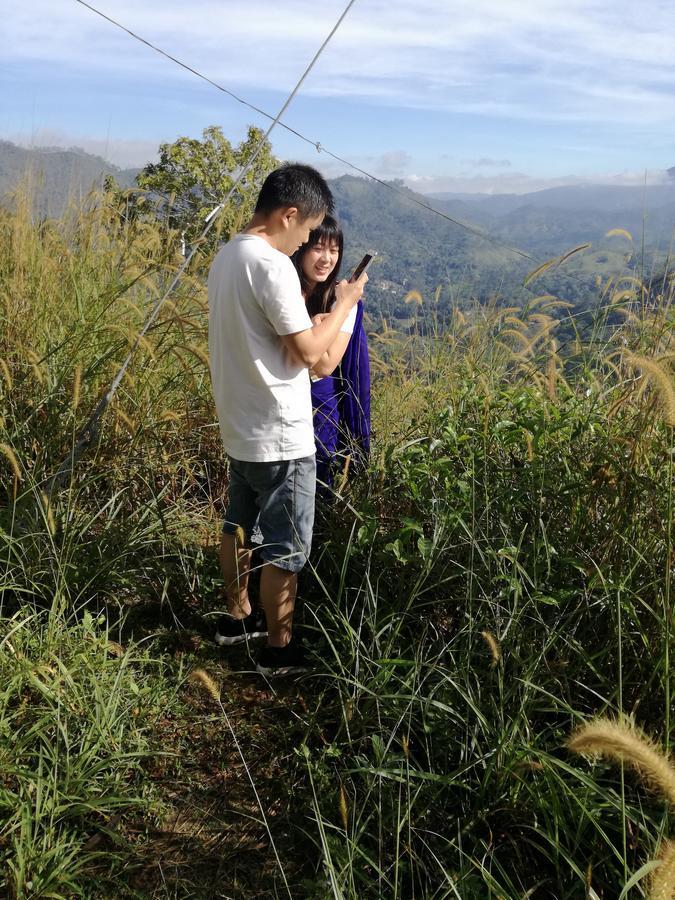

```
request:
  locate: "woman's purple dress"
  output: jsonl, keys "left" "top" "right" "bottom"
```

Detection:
{"left": 311, "top": 300, "right": 371, "bottom": 490}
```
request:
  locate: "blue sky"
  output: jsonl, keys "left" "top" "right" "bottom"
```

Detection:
{"left": 3, "top": 0, "right": 675, "bottom": 193}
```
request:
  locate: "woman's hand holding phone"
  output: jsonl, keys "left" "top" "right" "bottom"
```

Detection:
{"left": 335, "top": 271, "right": 368, "bottom": 309}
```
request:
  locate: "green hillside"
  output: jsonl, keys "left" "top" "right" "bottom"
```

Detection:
{"left": 0, "top": 140, "right": 138, "bottom": 216}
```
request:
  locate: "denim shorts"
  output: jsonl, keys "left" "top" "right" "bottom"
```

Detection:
{"left": 223, "top": 455, "right": 316, "bottom": 574}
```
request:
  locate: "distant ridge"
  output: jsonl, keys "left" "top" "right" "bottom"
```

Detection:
{"left": 430, "top": 183, "right": 675, "bottom": 214}
{"left": 0, "top": 140, "right": 138, "bottom": 216}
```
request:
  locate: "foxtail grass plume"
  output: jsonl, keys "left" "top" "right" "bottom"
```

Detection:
{"left": 191, "top": 668, "right": 221, "bottom": 703}
{"left": 336, "top": 453, "right": 352, "bottom": 495}
{"left": 480, "top": 631, "right": 501, "bottom": 667}
{"left": 568, "top": 719, "right": 675, "bottom": 805}
{"left": 524, "top": 243, "right": 590, "bottom": 286}
{"left": 72, "top": 365, "right": 82, "bottom": 412}
{"left": 622, "top": 352, "right": 675, "bottom": 427}
{"left": 25, "top": 349, "right": 45, "bottom": 386}
{"left": 0, "top": 443, "right": 22, "bottom": 482}
{"left": 404, "top": 290, "right": 423, "bottom": 306}
{"left": 182, "top": 343, "right": 210, "bottom": 368}
{"left": 116, "top": 409, "right": 136, "bottom": 435}
{"left": 40, "top": 492, "right": 56, "bottom": 536}
{"left": 0, "top": 358, "right": 12, "bottom": 390}
{"left": 606, "top": 228, "right": 633, "bottom": 242}
{"left": 524, "top": 431, "right": 535, "bottom": 462}
{"left": 650, "top": 840, "right": 675, "bottom": 900}
{"left": 338, "top": 783, "right": 349, "bottom": 831}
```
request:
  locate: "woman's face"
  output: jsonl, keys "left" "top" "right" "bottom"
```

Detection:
{"left": 302, "top": 237, "right": 340, "bottom": 285}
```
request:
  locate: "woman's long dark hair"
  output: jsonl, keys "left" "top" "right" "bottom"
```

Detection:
{"left": 291, "top": 216, "right": 344, "bottom": 317}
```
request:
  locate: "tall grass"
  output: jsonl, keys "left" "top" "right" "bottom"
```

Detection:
{"left": 298, "top": 272, "right": 674, "bottom": 897}
{"left": 0, "top": 184, "right": 673, "bottom": 897}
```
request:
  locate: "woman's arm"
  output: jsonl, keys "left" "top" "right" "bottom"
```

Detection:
{"left": 311, "top": 330, "right": 352, "bottom": 378}
{"left": 280, "top": 276, "right": 366, "bottom": 369}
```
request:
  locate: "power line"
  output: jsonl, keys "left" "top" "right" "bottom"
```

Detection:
{"left": 68, "top": 0, "right": 643, "bottom": 378}
{"left": 73, "top": 0, "right": 540, "bottom": 267}
{"left": 52, "top": 0, "right": 359, "bottom": 487}
{"left": 74, "top": 0, "right": 642, "bottom": 314}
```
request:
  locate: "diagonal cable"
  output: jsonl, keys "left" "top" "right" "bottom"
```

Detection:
{"left": 73, "top": 0, "right": 538, "bottom": 265}
{"left": 52, "top": 0, "right": 359, "bottom": 487}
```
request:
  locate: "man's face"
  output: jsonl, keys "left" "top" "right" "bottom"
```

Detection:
{"left": 282, "top": 209, "right": 325, "bottom": 256}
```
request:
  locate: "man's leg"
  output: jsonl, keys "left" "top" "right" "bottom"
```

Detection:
{"left": 255, "top": 455, "right": 315, "bottom": 664}
{"left": 219, "top": 530, "right": 253, "bottom": 619}
{"left": 259, "top": 564, "right": 297, "bottom": 647}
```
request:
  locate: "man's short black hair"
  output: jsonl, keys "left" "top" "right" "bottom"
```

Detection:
{"left": 255, "top": 163, "right": 334, "bottom": 220}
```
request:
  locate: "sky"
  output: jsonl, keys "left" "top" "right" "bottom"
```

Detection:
{"left": 3, "top": 0, "right": 675, "bottom": 194}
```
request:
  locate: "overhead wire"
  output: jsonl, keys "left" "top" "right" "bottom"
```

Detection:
{"left": 73, "top": 0, "right": 545, "bottom": 268}
{"left": 63, "top": 0, "right": 653, "bottom": 446}
{"left": 73, "top": 0, "right": 652, "bottom": 326}
{"left": 52, "top": 0, "right": 359, "bottom": 486}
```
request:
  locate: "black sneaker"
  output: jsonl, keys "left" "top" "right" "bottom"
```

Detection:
{"left": 215, "top": 609, "right": 267, "bottom": 646}
{"left": 256, "top": 640, "right": 311, "bottom": 677}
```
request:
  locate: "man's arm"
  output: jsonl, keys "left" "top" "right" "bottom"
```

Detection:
{"left": 280, "top": 274, "right": 367, "bottom": 369}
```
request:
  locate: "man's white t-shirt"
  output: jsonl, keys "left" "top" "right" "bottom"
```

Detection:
{"left": 208, "top": 234, "right": 315, "bottom": 462}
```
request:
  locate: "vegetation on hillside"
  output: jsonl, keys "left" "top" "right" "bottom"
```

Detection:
{"left": 3, "top": 133, "right": 673, "bottom": 324}
{"left": 0, "top": 185, "right": 673, "bottom": 898}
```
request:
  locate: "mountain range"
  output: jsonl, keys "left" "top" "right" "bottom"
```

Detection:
{"left": 2, "top": 140, "right": 673, "bottom": 317}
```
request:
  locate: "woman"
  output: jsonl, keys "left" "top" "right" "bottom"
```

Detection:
{"left": 292, "top": 216, "right": 371, "bottom": 491}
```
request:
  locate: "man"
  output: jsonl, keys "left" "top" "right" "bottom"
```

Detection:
{"left": 208, "top": 163, "right": 367, "bottom": 675}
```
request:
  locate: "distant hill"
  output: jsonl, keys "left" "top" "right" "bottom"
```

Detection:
{"left": 430, "top": 184, "right": 675, "bottom": 258}
{"left": 432, "top": 184, "right": 675, "bottom": 213}
{"left": 334, "top": 178, "right": 674, "bottom": 317}
{"left": 330, "top": 175, "right": 531, "bottom": 320}
{"left": 1, "top": 139, "right": 672, "bottom": 318}
{"left": 0, "top": 140, "right": 137, "bottom": 216}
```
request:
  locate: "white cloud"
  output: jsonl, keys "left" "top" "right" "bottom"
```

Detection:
{"left": 5, "top": 0, "right": 675, "bottom": 127}
{"left": 463, "top": 158, "right": 513, "bottom": 169}
{"left": 375, "top": 150, "right": 413, "bottom": 176}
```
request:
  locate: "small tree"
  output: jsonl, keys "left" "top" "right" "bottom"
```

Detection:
{"left": 136, "top": 125, "right": 279, "bottom": 249}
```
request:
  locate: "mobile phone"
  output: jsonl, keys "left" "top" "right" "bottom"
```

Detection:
{"left": 350, "top": 251, "right": 376, "bottom": 282}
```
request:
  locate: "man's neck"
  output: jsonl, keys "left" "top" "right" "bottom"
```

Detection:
{"left": 244, "top": 216, "right": 284, "bottom": 252}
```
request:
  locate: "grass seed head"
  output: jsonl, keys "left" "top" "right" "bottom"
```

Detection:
{"left": 0, "top": 443, "right": 22, "bottom": 482}
{"left": 0, "top": 358, "right": 12, "bottom": 390}
{"left": 404, "top": 290, "right": 424, "bottom": 306}
{"left": 72, "top": 365, "right": 82, "bottom": 412}
{"left": 40, "top": 491, "right": 57, "bottom": 536}
{"left": 480, "top": 631, "right": 501, "bottom": 667}
{"left": 191, "top": 668, "right": 221, "bottom": 703}
{"left": 623, "top": 352, "right": 675, "bottom": 426}
{"left": 568, "top": 719, "right": 675, "bottom": 804}
{"left": 650, "top": 840, "right": 675, "bottom": 900}
{"left": 338, "top": 783, "right": 349, "bottom": 831}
